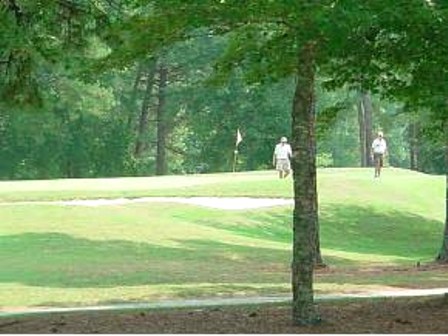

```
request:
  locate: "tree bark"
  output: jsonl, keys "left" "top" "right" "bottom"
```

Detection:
{"left": 409, "top": 121, "right": 419, "bottom": 171}
{"left": 155, "top": 63, "right": 168, "bottom": 175}
{"left": 362, "top": 93, "right": 374, "bottom": 166}
{"left": 357, "top": 96, "right": 367, "bottom": 167}
{"left": 290, "top": 42, "right": 321, "bottom": 325}
{"left": 7, "top": 0, "right": 24, "bottom": 24}
{"left": 358, "top": 91, "right": 373, "bottom": 167}
{"left": 436, "top": 120, "right": 448, "bottom": 263}
{"left": 126, "top": 62, "right": 145, "bottom": 131}
{"left": 134, "top": 58, "right": 156, "bottom": 157}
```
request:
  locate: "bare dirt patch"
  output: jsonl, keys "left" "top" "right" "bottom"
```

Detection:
{"left": 1, "top": 296, "right": 448, "bottom": 334}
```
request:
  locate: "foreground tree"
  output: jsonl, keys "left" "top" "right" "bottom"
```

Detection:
{"left": 437, "top": 167, "right": 448, "bottom": 262}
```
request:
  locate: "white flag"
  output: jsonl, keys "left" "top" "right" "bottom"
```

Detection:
{"left": 236, "top": 128, "right": 243, "bottom": 147}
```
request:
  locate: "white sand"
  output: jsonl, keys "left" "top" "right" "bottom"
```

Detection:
{"left": 1, "top": 197, "right": 294, "bottom": 210}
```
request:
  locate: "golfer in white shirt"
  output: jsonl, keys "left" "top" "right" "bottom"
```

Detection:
{"left": 371, "top": 131, "right": 388, "bottom": 178}
{"left": 273, "top": 136, "right": 292, "bottom": 179}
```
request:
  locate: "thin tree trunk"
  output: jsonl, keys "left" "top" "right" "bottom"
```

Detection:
{"left": 134, "top": 58, "right": 156, "bottom": 157}
{"left": 409, "top": 121, "right": 419, "bottom": 171}
{"left": 357, "top": 96, "right": 367, "bottom": 167}
{"left": 362, "top": 92, "right": 374, "bottom": 166}
{"left": 155, "top": 63, "right": 168, "bottom": 175}
{"left": 358, "top": 91, "right": 373, "bottom": 167}
{"left": 436, "top": 120, "right": 448, "bottom": 263}
{"left": 291, "top": 42, "right": 321, "bottom": 325}
{"left": 126, "top": 63, "right": 145, "bottom": 131}
{"left": 7, "top": 0, "right": 24, "bottom": 24}
{"left": 59, "top": 107, "right": 74, "bottom": 178}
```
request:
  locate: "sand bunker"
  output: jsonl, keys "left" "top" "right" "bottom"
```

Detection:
{"left": 2, "top": 197, "right": 294, "bottom": 210}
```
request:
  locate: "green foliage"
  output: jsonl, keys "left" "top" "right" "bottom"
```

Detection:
{"left": 0, "top": 0, "right": 109, "bottom": 105}
{"left": 1, "top": 0, "right": 446, "bottom": 179}
{"left": 316, "top": 153, "right": 333, "bottom": 168}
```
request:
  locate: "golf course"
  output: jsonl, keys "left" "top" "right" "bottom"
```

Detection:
{"left": 1, "top": 167, "right": 446, "bottom": 310}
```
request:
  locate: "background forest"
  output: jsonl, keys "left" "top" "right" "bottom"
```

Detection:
{"left": 0, "top": 27, "right": 444, "bottom": 180}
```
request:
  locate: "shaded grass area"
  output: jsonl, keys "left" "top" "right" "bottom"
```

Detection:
{"left": 193, "top": 204, "right": 442, "bottom": 263}
{"left": 0, "top": 233, "right": 289, "bottom": 288}
{"left": 1, "top": 199, "right": 446, "bottom": 308}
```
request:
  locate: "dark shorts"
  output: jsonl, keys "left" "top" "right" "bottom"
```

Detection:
{"left": 373, "top": 153, "right": 384, "bottom": 167}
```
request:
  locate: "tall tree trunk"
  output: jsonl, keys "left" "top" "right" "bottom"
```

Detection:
{"left": 290, "top": 42, "right": 321, "bottom": 325}
{"left": 436, "top": 120, "right": 448, "bottom": 263}
{"left": 409, "top": 121, "right": 419, "bottom": 171}
{"left": 357, "top": 96, "right": 367, "bottom": 167}
{"left": 155, "top": 63, "right": 168, "bottom": 175}
{"left": 134, "top": 58, "right": 156, "bottom": 157}
{"left": 362, "top": 93, "right": 374, "bottom": 166}
{"left": 126, "top": 63, "right": 145, "bottom": 131}
{"left": 59, "top": 107, "right": 74, "bottom": 178}
{"left": 358, "top": 91, "right": 373, "bottom": 167}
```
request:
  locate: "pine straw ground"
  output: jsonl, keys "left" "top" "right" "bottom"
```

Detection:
{"left": 1, "top": 295, "right": 448, "bottom": 334}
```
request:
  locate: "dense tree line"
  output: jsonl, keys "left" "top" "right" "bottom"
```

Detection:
{"left": 0, "top": 1, "right": 444, "bottom": 179}
{"left": 0, "top": 49, "right": 443, "bottom": 180}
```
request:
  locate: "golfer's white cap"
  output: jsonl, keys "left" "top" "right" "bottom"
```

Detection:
{"left": 280, "top": 136, "right": 287, "bottom": 142}
{"left": 378, "top": 131, "right": 384, "bottom": 137}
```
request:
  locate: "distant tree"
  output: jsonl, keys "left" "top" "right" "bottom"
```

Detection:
{"left": 357, "top": 91, "right": 374, "bottom": 167}
{"left": 408, "top": 120, "right": 420, "bottom": 171}
{"left": 0, "top": 0, "right": 110, "bottom": 105}
{"left": 134, "top": 57, "right": 157, "bottom": 159}
{"left": 155, "top": 61, "right": 169, "bottom": 175}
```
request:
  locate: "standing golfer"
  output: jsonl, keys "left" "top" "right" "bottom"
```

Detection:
{"left": 371, "top": 131, "right": 388, "bottom": 178}
{"left": 273, "top": 136, "right": 292, "bottom": 179}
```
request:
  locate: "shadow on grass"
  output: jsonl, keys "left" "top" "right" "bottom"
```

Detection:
{"left": 192, "top": 204, "right": 442, "bottom": 261}
{"left": 0, "top": 232, "right": 293, "bottom": 288}
{"left": 0, "top": 205, "right": 442, "bottom": 290}
{"left": 319, "top": 205, "right": 442, "bottom": 260}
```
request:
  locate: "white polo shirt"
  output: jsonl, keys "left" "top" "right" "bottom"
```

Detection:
{"left": 274, "top": 143, "right": 292, "bottom": 159}
{"left": 372, "top": 138, "right": 387, "bottom": 154}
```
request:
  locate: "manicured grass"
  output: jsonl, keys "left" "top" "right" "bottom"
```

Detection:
{"left": 0, "top": 170, "right": 292, "bottom": 202}
{"left": 0, "top": 168, "right": 444, "bottom": 220}
{"left": 0, "top": 168, "right": 446, "bottom": 308}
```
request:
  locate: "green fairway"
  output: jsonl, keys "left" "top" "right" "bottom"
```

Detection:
{"left": 0, "top": 170, "right": 293, "bottom": 202}
{"left": 0, "top": 168, "right": 446, "bottom": 309}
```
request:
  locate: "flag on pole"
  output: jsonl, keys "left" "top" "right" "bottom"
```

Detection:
{"left": 235, "top": 128, "right": 243, "bottom": 147}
